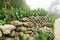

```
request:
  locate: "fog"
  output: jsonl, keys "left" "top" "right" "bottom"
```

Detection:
{"left": 26, "top": 0, "right": 54, "bottom": 10}
{"left": 26, "top": 0, "right": 60, "bottom": 17}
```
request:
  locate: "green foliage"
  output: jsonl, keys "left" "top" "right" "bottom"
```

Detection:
{"left": 34, "top": 30, "right": 54, "bottom": 40}
{"left": 0, "top": 0, "right": 47, "bottom": 23}
{"left": 47, "top": 31, "right": 54, "bottom": 40}
{"left": 32, "top": 8, "right": 47, "bottom": 16}
{"left": 0, "top": 20, "right": 5, "bottom": 25}
{"left": 19, "top": 35, "right": 29, "bottom": 40}
{"left": 34, "top": 30, "right": 47, "bottom": 40}
{"left": 0, "top": 8, "right": 47, "bottom": 22}
{"left": 48, "top": 16, "right": 57, "bottom": 30}
{"left": 19, "top": 35, "right": 24, "bottom": 40}
{"left": 0, "top": 0, "right": 4, "bottom": 10}
{"left": 0, "top": 0, "right": 55, "bottom": 40}
{"left": 0, "top": 10, "right": 5, "bottom": 20}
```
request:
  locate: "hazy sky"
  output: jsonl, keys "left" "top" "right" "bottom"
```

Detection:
{"left": 26, "top": 0, "right": 54, "bottom": 10}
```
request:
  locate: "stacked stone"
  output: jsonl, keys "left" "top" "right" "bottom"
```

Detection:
{"left": 0, "top": 16, "right": 51, "bottom": 40}
{"left": 10, "top": 21, "right": 37, "bottom": 39}
{"left": 0, "top": 25, "right": 16, "bottom": 40}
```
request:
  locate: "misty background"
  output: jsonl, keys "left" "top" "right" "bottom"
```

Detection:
{"left": 26, "top": 0, "right": 60, "bottom": 17}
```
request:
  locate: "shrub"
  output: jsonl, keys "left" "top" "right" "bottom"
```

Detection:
{"left": 32, "top": 8, "right": 47, "bottom": 16}
{"left": 34, "top": 30, "right": 54, "bottom": 40}
{"left": 0, "top": 20, "right": 5, "bottom": 25}
{"left": 48, "top": 16, "right": 57, "bottom": 30}
{"left": 47, "top": 31, "right": 54, "bottom": 40}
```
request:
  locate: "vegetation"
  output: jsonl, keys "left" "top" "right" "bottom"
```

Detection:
{"left": 0, "top": 20, "right": 5, "bottom": 25}
{"left": 48, "top": 16, "right": 57, "bottom": 30}
{"left": 34, "top": 30, "right": 54, "bottom": 40}
{"left": 0, "top": 0, "right": 56, "bottom": 40}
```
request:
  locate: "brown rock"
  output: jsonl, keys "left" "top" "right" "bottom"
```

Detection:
{"left": 4, "top": 37, "right": 14, "bottom": 40}
{"left": 23, "top": 22, "right": 29, "bottom": 27}
{"left": 24, "top": 31, "right": 32, "bottom": 34}
{"left": 22, "top": 17, "right": 29, "bottom": 22}
{"left": 10, "top": 21, "right": 23, "bottom": 26}
{"left": 16, "top": 27, "right": 28, "bottom": 32}
{"left": 28, "top": 28, "right": 36, "bottom": 32}
{"left": 19, "top": 32, "right": 24, "bottom": 36}
{"left": 10, "top": 31, "right": 16, "bottom": 37}
{"left": 23, "top": 34, "right": 31, "bottom": 40}
{"left": 23, "top": 22, "right": 34, "bottom": 28}
{"left": 14, "top": 36, "right": 19, "bottom": 40}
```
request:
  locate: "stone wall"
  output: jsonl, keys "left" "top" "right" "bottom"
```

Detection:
{"left": 0, "top": 16, "right": 51, "bottom": 40}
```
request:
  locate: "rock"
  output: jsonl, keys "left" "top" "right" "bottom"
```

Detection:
{"left": 14, "top": 36, "right": 19, "bottom": 40}
{"left": 23, "top": 22, "right": 34, "bottom": 27}
{"left": 16, "top": 27, "right": 28, "bottom": 32}
{"left": 18, "top": 22, "right": 23, "bottom": 26}
{"left": 0, "top": 16, "right": 50, "bottom": 40}
{"left": 10, "top": 31, "right": 16, "bottom": 37}
{"left": 23, "top": 34, "right": 34, "bottom": 40}
{"left": 16, "top": 27, "right": 21, "bottom": 31}
{"left": 0, "top": 38, "right": 3, "bottom": 40}
{"left": 29, "top": 37, "right": 34, "bottom": 40}
{"left": 28, "top": 28, "right": 36, "bottom": 31}
{"left": 0, "top": 25, "right": 16, "bottom": 34}
{"left": 23, "top": 34, "right": 31, "bottom": 40}
{"left": 39, "top": 26, "right": 51, "bottom": 32}
{"left": 0, "top": 31, "right": 2, "bottom": 37}
{"left": 5, "top": 37, "right": 14, "bottom": 40}
{"left": 10, "top": 21, "right": 23, "bottom": 26}
{"left": 24, "top": 31, "right": 32, "bottom": 34}
{"left": 41, "top": 22, "right": 47, "bottom": 26}
{"left": 30, "top": 31, "right": 38, "bottom": 37}
{"left": 19, "top": 32, "right": 24, "bottom": 36}
{"left": 23, "top": 22, "right": 29, "bottom": 27}
{"left": 22, "top": 17, "right": 29, "bottom": 22}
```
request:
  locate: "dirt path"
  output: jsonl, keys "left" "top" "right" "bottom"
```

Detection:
{"left": 54, "top": 18, "right": 60, "bottom": 40}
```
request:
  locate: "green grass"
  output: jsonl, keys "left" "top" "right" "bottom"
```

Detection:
{"left": 34, "top": 29, "right": 54, "bottom": 40}
{"left": 48, "top": 16, "right": 57, "bottom": 30}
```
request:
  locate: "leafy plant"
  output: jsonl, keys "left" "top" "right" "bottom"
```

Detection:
{"left": 34, "top": 30, "right": 47, "bottom": 40}
{"left": 0, "top": 20, "right": 5, "bottom": 25}
{"left": 47, "top": 31, "right": 54, "bottom": 40}
{"left": 32, "top": 8, "right": 47, "bottom": 16}
{"left": 34, "top": 30, "right": 54, "bottom": 40}
{"left": 48, "top": 16, "right": 57, "bottom": 30}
